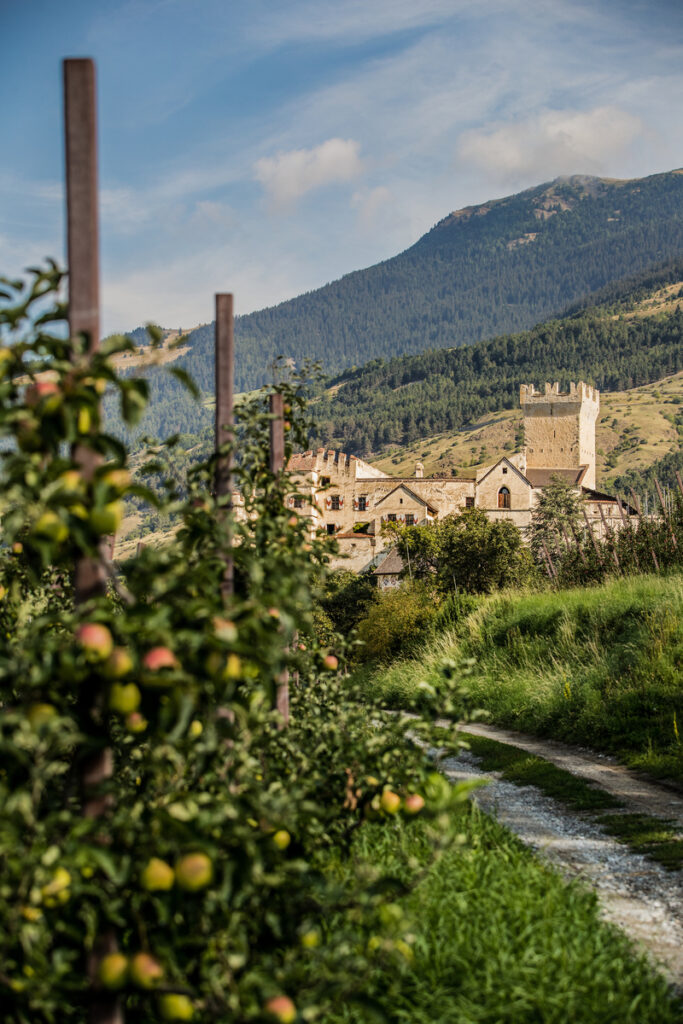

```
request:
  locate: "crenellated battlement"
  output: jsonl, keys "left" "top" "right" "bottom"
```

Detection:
{"left": 520, "top": 381, "right": 599, "bottom": 406}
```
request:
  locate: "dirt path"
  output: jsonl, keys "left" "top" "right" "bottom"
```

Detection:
{"left": 440, "top": 744, "right": 683, "bottom": 991}
{"left": 458, "top": 721, "right": 683, "bottom": 826}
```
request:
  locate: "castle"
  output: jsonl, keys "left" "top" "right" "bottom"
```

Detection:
{"left": 288, "top": 382, "right": 627, "bottom": 578}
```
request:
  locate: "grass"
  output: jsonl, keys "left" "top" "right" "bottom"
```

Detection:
{"left": 596, "top": 814, "right": 683, "bottom": 872}
{"left": 322, "top": 812, "right": 682, "bottom": 1024}
{"left": 358, "top": 573, "right": 683, "bottom": 784}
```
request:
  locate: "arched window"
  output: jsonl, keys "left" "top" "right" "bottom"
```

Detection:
{"left": 498, "top": 487, "right": 511, "bottom": 509}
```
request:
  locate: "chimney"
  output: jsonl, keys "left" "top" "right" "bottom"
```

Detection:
{"left": 415, "top": 461, "right": 424, "bottom": 479}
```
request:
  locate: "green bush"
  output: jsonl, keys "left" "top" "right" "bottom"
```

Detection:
{"left": 356, "top": 584, "right": 438, "bottom": 663}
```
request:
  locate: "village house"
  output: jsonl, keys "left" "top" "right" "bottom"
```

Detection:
{"left": 287, "top": 382, "right": 631, "bottom": 575}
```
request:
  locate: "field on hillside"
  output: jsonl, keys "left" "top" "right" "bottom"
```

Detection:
{"left": 357, "top": 573, "right": 683, "bottom": 783}
{"left": 372, "top": 370, "right": 683, "bottom": 487}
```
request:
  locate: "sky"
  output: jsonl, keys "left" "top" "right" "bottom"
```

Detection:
{"left": 1, "top": 0, "right": 682, "bottom": 334}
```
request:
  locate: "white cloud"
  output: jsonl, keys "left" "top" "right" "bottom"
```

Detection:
{"left": 253, "top": 138, "right": 363, "bottom": 210}
{"left": 456, "top": 106, "right": 646, "bottom": 184}
{"left": 351, "top": 186, "right": 392, "bottom": 227}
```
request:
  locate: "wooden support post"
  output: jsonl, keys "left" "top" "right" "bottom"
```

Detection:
{"left": 616, "top": 494, "right": 639, "bottom": 569}
{"left": 655, "top": 477, "right": 677, "bottom": 549}
{"left": 64, "top": 58, "right": 122, "bottom": 1024}
{"left": 215, "top": 293, "right": 234, "bottom": 597}
{"left": 630, "top": 488, "right": 659, "bottom": 572}
{"left": 568, "top": 521, "right": 588, "bottom": 566}
{"left": 582, "top": 507, "right": 603, "bottom": 562}
{"left": 598, "top": 502, "right": 620, "bottom": 569}
{"left": 268, "top": 393, "right": 289, "bottom": 724}
{"left": 675, "top": 470, "right": 683, "bottom": 503}
{"left": 541, "top": 539, "right": 557, "bottom": 580}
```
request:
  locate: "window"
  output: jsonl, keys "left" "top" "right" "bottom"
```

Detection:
{"left": 465, "top": 496, "right": 474, "bottom": 508}
{"left": 358, "top": 495, "right": 367, "bottom": 511}
{"left": 293, "top": 496, "right": 304, "bottom": 509}
{"left": 387, "top": 513, "right": 397, "bottom": 522}
{"left": 321, "top": 476, "right": 330, "bottom": 487}
{"left": 405, "top": 513, "right": 415, "bottom": 526}
{"left": 326, "top": 523, "right": 336, "bottom": 535}
{"left": 502, "top": 467, "right": 507, "bottom": 474}
{"left": 498, "top": 487, "right": 511, "bottom": 509}
{"left": 330, "top": 495, "right": 340, "bottom": 511}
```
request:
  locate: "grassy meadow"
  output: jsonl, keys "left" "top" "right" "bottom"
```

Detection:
{"left": 357, "top": 573, "right": 683, "bottom": 783}
{"left": 322, "top": 813, "right": 681, "bottom": 1024}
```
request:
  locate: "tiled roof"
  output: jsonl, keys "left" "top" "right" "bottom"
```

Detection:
{"left": 373, "top": 549, "right": 405, "bottom": 576}
{"left": 525, "top": 466, "right": 587, "bottom": 487}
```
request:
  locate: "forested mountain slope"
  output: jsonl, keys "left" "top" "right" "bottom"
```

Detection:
{"left": 310, "top": 262, "right": 683, "bottom": 456}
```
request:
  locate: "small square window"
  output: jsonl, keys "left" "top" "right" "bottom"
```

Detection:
{"left": 387, "top": 514, "right": 397, "bottom": 523}
{"left": 331, "top": 495, "right": 340, "bottom": 511}
{"left": 502, "top": 467, "right": 508, "bottom": 474}
{"left": 293, "top": 496, "right": 304, "bottom": 509}
{"left": 321, "top": 476, "right": 330, "bottom": 487}
{"left": 465, "top": 496, "right": 474, "bottom": 508}
{"left": 405, "top": 513, "right": 415, "bottom": 526}
{"left": 358, "top": 496, "right": 367, "bottom": 511}
{"left": 326, "top": 523, "right": 336, "bottom": 535}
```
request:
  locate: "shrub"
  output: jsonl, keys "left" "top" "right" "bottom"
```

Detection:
{"left": 356, "top": 584, "right": 438, "bottom": 663}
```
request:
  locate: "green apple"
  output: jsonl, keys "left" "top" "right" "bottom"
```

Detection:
{"left": 108, "top": 683, "right": 141, "bottom": 714}
{"left": 98, "top": 953, "right": 129, "bottom": 990}
{"left": 125, "top": 711, "right": 148, "bottom": 734}
{"left": 272, "top": 830, "right": 291, "bottom": 851}
{"left": 27, "top": 703, "right": 57, "bottom": 728}
{"left": 89, "top": 501, "right": 123, "bottom": 536}
{"left": 380, "top": 790, "right": 401, "bottom": 815}
{"left": 141, "top": 857, "right": 175, "bottom": 892}
{"left": 157, "top": 994, "right": 194, "bottom": 1021}
{"left": 104, "top": 647, "right": 134, "bottom": 679}
{"left": 34, "top": 510, "right": 68, "bottom": 544}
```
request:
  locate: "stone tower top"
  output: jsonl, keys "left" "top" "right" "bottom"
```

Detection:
{"left": 520, "top": 381, "right": 599, "bottom": 490}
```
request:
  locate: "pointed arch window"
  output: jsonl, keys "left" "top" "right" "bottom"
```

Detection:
{"left": 498, "top": 487, "right": 511, "bottom": 509}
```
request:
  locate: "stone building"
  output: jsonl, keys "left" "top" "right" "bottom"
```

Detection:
{"left": 287, "top": 382, "right": 629, "bottom": 574}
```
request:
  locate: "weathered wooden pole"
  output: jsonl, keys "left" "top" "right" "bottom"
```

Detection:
{"left": 675, "top": 470, "right": 683, "bottom": 503}
{"left": 64, "top": 58, "right": 123, "bottom": 1024}
{"left": 582, "top": 507, "right": 603, "bottom": 563}
{"left": 541, "top": 539, "right": 557, "bottom": 580}
{"left": 269, "top": 393, "right": 289, "bottom": 724}
{"left": 568, "top": 520, "right": 588, "bottom": 566}
{"left": 598, "top": 502, "right": 620, "bottom": 570}
{"left": 630, "top": 488, "right": 659, "bottom": 572}
{"left": 616, "top": 494, "right": 639, "bottom": 569}
{"left": 215, "top": 293, "right": 235, "bottom": 597}
{"left": 654, "top": 477, "right": 677, "bottom": 549}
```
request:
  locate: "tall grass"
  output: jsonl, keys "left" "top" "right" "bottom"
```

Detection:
{"left": 357, "top": 573, "right": 683, "bottom": 781}
{"left": 323, "top": 813, "right": 681, "bottom": 1023}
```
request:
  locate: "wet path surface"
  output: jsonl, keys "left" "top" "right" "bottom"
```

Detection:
{"left": 440, "top": 746, "right": 683, "bottom": 990}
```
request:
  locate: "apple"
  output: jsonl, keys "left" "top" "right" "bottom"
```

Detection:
{"left": 77, "top": 623, "right": 114, "bottom": 661}
{"left": 0, "top": 585, "right": 6, "bottom": 601}
{"left": 105, "top": 647, "right": 134, "bottom": 679}
{"left": 403, "top": 794, "right": 425, "bottom": 815}
{"left": 25, "top": 379, "right": 59, "bottom": 406}
{"left": 102, "top": 468, "right": 131, "bottom": 492}
{"left": 143, "top": 647, "right": 179, "bottom": 672}
{"left": 268, "top": 607, "right": 280, "bottom": 619}
{"left": 265, "top": 995, "right": 296, "bottom": 1024}
{"left": 188, "top": 720, "right": 203, "bottom": 739}
{"left": 21, "top": 906, "right": 42, "bottom": 922}
{"left": 300, "top": 928, "right": 320, "bottom": 949}
{"left": 27, "top": 703, "right": 57, "bottom": 728}
{"left": 212, "top": 617, "right": 237, "bottom": 643}
{"left": 33, "top": 510, "right": 68, "bottom": 544}
{"left": 77, "top": 406, "right": 92, "bottom": 434}
{"left": 98, "top": 953, "right": 129, "bottom": 990}
{"left": 141, "top": 857, "right": 175, "bottom": 892}
{"left": 174, "top": 853, "right": 213, "bottom": 892}
{"left": 125, "top": 711, "right": 148, "bottom": 733}
{"left": 57, "top": 470, "right": 84, "bottom": 493}
{"left": 70, "top": 503, "right": 89, "bottom": 520}
{"left": 322, "top": 654, "right": 338, "bottom": 671}
{"left": 380, "top": 790, "right": 401, "bottom": 815}
{"left": 222, "top": 653, "right": 241, "bottom": 680}
{"left": 287, "top": 516, "right": 299, "bottom": 527}
{"left": 89, "top": 501, "right": 123, "bottom": 536}
{"left": 12, "top": 542, "right": 23, "bottom": 554}
{"left": 41, "top": 866, "right": 71, "bottom": 903}
{"left": 109, "top": 683, "right": 141, "bottom": 714}
{"left": 130, "top": 952, "right": 164, "bottom": 989}
{"left": 272, "top": 830, "right": 291, "bottom": 851}
{"left": 158, "top": 994, "right": 194, "bottom": 1021}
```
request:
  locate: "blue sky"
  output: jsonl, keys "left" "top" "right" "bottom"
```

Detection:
{"left": 2, "top": 0, "right": 682, "bottom": 333}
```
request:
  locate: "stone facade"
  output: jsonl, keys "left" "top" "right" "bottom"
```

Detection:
{"left": 286, "top": 381, "right": 629, "bottom": 574}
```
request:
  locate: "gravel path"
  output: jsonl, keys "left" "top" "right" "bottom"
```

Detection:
{"left": 459, "top": 721, "right": 683, "bottom": 825}
{"left": 440, "top": 747, "right": 683, "bottom": 990}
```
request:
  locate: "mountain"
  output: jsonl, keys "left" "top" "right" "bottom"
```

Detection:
{"left": 106, "top": 169, "right": 683, "bottom": 445}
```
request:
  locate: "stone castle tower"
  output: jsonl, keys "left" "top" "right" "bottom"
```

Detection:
{"left": 520, "top": 382, "right": 599, "bottom": 490}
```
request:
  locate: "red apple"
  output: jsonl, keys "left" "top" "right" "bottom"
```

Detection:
{"left": 77, "top": 623, "right": 114, "bottom": 661}
{"left": 130, "top": 952, "right": 164, "bottom": 989}
{"left": 174, "top": 853, "right": 213, "bottom": 892}
{"left": 143, "top": 647, "right": 179, "bottom": 671}
{"left": 125, "top": 711, "right": 148, "bottom": 733}
{"left": 265, "top": 995, "right": 296, "bottom": 1024}
{"left": 403, "top": 794, "right": 425, "bottom": 815}
{"left": 323, "top": 654, "right": 338, "bottom": 671}
{"left": 25, "top": 379, "right": 59, "bottom": 407}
